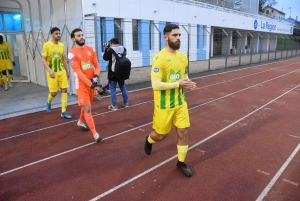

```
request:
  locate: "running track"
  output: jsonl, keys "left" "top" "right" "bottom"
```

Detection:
{"left": 1, "top": 58, "right": 300, "bottom": 201}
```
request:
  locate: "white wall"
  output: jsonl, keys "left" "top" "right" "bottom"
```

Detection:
{"left": 83, "top": 0, "right": 293, "bottom": 34}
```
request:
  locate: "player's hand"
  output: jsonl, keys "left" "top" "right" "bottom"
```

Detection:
{"left": 49, "top": 70, "right": 55, "bottom": 78}
{"left": 12, "top": 61, "right": 16, "bottom": 66}
{"left": 90, "top": 81, "right": 98, "bottom": 89}
{"left": 92, "top": 74, "right": 99, "bottom": 83}
{"left": 179, "top": 78, "right": 196, "bottom": 90}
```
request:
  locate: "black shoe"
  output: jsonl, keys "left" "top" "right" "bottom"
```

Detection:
{"left": 177, "top": 161, "right": 193, "bottom": 177}
{"left": 144, "top": 136, "right": 152, "bottom": 155}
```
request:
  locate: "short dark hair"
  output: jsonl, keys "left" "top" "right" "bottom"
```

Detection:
{"left": 109, "top": 38, "right": 119, "bottom": 44}
{"left": 50, "top": 27, "right": 60, "bottom": 34}
{"left": 163, "top": 24, "right": 179, "bottom": 35}
{"left": 71, "top": 28, "right": 82, "bottom": 38}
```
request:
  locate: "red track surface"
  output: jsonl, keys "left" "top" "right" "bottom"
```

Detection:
{"left": 1, "top": 58, "right": 300, "bottom": 201}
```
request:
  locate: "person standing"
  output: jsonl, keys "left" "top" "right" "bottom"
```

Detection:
{"left": 0, "top": 35, "right": 15, "bottom": 91}
{"left": 103, "top": 38, "right": 129, "bottom": 111}
{"left": 68, "top": 28, "right": 102, "bottom": 142}
{"left": 144, "top": 24, "right": 196, "bottom": 177}
{"left": 41, "top": 27, "right": 72, "bottom": 119}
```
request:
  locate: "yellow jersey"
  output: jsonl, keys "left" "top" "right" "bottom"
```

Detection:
{"left": 151, "top": 48, "right": 188, "bottom": 110}
{"left": 0, "top": 42, "right": 14, "bottom": 61}
{"left": 42, "top": 40, "right": 65, "bottom": 72}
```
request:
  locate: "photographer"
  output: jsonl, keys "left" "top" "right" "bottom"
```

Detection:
{"left": 103, "top": 38, "right": 129, "bottom": 111}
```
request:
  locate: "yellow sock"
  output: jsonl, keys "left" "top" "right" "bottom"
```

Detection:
{"left": 7, "top": 74, "right": 12, "bottom": 82}
{"left": 147, "top": 135, "right": 156, "bottom": 144}
{"left": 177, "top": 145, "right": 188, "bottom": 162}
{"left": 61, "top": 93, "right": 68, "bottom": 113}
{"left": 2, "top": 75, "right": 7, "bottom": 86}
{"left": 47, "top": 93, "right": 54, "bottom": 103}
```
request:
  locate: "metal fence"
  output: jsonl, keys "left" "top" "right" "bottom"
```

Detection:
{"left": 84, "top": 18, "right": 300, "bottom": 75}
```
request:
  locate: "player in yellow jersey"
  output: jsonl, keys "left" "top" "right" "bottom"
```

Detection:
{"left": 0, "top": 35, "right": 16, "bottom": 91}
{"left": 144, "top": 24, "right": 196, "bottom": 177}
{"left": 41, "top": 27, "right": 72, "bottom": 119}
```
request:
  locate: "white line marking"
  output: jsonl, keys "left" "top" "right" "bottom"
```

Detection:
{"left": 1, "top": 70, "right": 299, "bottom": 177}
{"left": 256, "top": 143, "right": 300, "bottom": 201}
{"left": 1, "top": 62, "right": 299, "bottom": 142}
{"left": 290, "top": 135, "right": 300, "bottom": 139}
{"left": 0, "top": 122, "right": 152, "bottom": 177}
{"left": 89, "top": 85, "right": 300, "bottom": 201}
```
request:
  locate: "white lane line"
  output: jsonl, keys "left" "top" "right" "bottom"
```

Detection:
{"left": 256, "top": 143, "right": 300, "bottom": 201}
{"left": 89, "top": 85, "right": 300, "bottom": 201}
{"left": 290, "top": 135, "right": 300, "bottom": 139}
{"left": 1, "top": 62, "right": 299, "bottom": 142}
{"left": 0, "top": 122, "right": 152, "bottom": 177}
{"left": 1, "top": 70, "right": 299, "bottom": 177}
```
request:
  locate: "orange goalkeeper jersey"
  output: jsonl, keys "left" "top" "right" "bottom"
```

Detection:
{"left": 68, "top": 46, "right": 100, "bottom": 89}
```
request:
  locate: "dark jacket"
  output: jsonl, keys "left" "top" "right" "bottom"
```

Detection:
{"left": 103, "top": 45, "right": 126, "bottom": 81}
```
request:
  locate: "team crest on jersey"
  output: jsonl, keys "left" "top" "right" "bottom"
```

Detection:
{"left": 70, "top": 60, "right": 74, "bottom": 65}
{"left": 153, "top": 67, "right": 159, "bottom": 73}
{"left": 87, "top": 51, "right": 92, "bottom": 56}
{"left": 81, "top": 61, "right": 93, "bottom": 70}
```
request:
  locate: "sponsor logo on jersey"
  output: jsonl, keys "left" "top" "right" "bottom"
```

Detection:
{"left": 153, "top": 67, "right": 159, "bottom": 73}
{"left": 53, "top": 53, "right": 60, "bottom": 58}
{"left": 169, "top": 70, "right": 181, "bottom": 81}
{"left": 81, "top": 61, "right": 93, "bottom": 70}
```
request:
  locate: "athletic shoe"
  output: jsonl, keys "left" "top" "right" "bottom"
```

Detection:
{"left": 108, "top": 105, "right": 118, "bottom": 111}
{"left": 46, "top": 102, "right": 51, "bottom": 112}
{"left": 177, "top": 161, "right": 193, "bottom": 177}
{"left": 4, "top": 85, "right": 8, "bottom": 91}
{"left": 93, "top": 133, "right": 102, "bottom": 143}
{"left": 61, "top": 111, "right": 72, "bottom": 119}
{"left": 144, "top": 135, "right": 152, "bottom": 155}
{"left": 77, "top": 121, "right": 89, "bottom": 131}
{"left": 123, "top": 103, "right": 129, "bottom": 108}
{"left": 8, "top": 82, "right": 13, "bottom": 88}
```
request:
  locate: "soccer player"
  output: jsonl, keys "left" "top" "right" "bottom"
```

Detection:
{"left": 41, "top": 27, "right": 72, "bottom": 119}
{"left": 68, "top": 28, "right": 102, "bottom": 142}
{"left": 0, "top": 35, "right": 16, "bottom": 91}
{"left": 144, "top": 24, "right": 196, "bottom": 177}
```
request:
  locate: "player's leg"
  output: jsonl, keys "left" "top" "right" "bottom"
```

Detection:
{"left": 78, "top": 88, "right": 102, "bottom": 142}
{"left": 46, "top": 72, "right": 58, "bottom": 112}
{"left": 118, "top": 80, "right": 129, "bottom": 107}
{"left": 144, "top": 108, "right": 173, "bottom": 155}
{"left": 2, "top": 69, "right": 8, "bottom": 91}
{"left": 174, "top": 103, "right": 192, "bottom": 177}
{"left": 4, "top": 60, "right": 13, "bottom": 88}
{"left": 58, "top": 70, "right": 72, "bottom": 119}
{"left": 108, "top": 80, "right": 118, "bottom": 110}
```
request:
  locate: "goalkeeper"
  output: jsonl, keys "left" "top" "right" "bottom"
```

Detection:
{"left": 68, "top": 28, "right": 102, "bottom": 142}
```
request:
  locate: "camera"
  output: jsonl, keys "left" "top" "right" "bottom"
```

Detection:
{"left": 103, "top": 42, "right": 110, "bottom": 47}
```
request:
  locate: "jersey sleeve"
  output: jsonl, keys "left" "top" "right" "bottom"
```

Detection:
{"left": 151, "top": 54, "right": 163, "bottom": 80}
{"left": 6, "top": 43, "right": 14, "bottom": 61}
{"left": 42, "top": 43, "right": 48, "bottom": 57}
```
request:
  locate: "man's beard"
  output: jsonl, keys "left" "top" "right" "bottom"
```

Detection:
{"left": 168, "top": 38, "right": 180, "bottom": 50}
{"left": 75, "top": 38, "right": 85, "bottom": 46}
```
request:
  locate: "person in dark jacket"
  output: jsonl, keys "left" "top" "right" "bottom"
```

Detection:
{"left": 103, "top": 38, "right": 129, "bottom": 111}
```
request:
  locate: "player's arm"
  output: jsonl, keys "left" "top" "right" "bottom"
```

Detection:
{"left": 41, "top": 44, "right": 55, "bottom": 78}
{"left": 7, "top": 43, "right": 14, "bottom": 62}
{"left": 6, "top": 43, "right": 15, "bottom": 66}
{"left": 62, "top": 57, "right": 69, "bottom": 78}
{"left": 68, "top": 53, "right": 93, "bottom": 87}
{"left": 151, "top": 55, "right": 179, "bottom": 90}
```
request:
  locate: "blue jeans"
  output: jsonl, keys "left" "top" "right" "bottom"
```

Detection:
{"left": 109, "top": 80, "right": 128, "bottom": 107}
